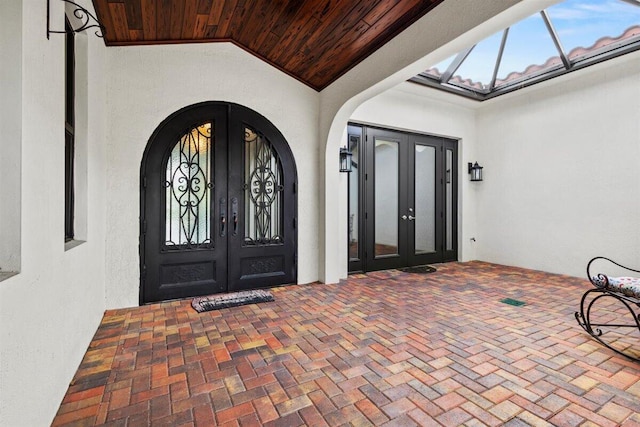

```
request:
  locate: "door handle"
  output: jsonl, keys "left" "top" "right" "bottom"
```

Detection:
{"left": 219, "top": 198, "right": 226, "bottom": 237}
{"left": 231, "top": 198, "right": 238, "bottom": 236}
{"left": 408, "top": 215, "right": 415, "bottom": 221}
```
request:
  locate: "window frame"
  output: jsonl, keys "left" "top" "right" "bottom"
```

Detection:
{"left": 64, "top": 17, "right": 75, "bottom": 242}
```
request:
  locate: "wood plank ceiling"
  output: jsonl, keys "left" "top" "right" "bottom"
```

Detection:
{"left": 92, "top": 0, "right": 444, "bottom": 90}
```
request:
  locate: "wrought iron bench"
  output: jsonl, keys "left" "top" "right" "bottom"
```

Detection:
{"left": 575, "top": 257, "right": 640, "bottom": 362}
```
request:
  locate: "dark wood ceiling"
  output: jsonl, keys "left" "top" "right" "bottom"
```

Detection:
{"left": 92, "top": 0, "right": 444, "bottom": 90}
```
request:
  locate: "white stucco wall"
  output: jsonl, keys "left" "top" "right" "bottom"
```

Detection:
{"left": 104, "top": 43, "right": 320, "bottom": 308}
{"left": 0, "top": 1, "right": 108, "bottom": 426}
{"left": 0, "top": 0, "right": 22, "bottom": 273}
{"left": 348, "top": 84, "right": 479, "bottom": 272}
{"left": 475, "top": 53, "right": 640, "bottom": 277}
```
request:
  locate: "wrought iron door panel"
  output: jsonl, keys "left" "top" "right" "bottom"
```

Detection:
{"left": 141, "top": 105, "right": 228, "bottom": 304}
{"left": 164, "top": 122, "right": 213, "bottom": 248}
{"left": 226, "top": 105, "right": 296, "bottom": 292}
{"left": 141, "top": 102, "right": 297, "bottom": 304}
{"left": 159, "top": 261, "right": 216, "bottom": 287}
{"left": 240, "top": 255, "right": 285, "bottom": 279}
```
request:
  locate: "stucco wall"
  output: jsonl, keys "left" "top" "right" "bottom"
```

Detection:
{"left": 0, "top": 1, "right": 108, "bottom": 425}
{"left": 475, "top": 53, "right": 640, "bottom": 277}
{"left": 0, "top": 0, "right": 22, "bottom": 273}
{"left": 104, "top": 43, "right": 320, "bottom": 308}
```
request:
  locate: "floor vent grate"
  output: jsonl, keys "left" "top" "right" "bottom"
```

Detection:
{"left": 500, "top": 298, "right": 525, "bottom": 307}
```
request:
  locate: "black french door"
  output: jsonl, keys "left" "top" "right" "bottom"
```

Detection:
{"left": 348, "top": 124, "right": 457, "bottom": 273}
{"left": 140, "top": 102, "right": 297, "bottom": 304}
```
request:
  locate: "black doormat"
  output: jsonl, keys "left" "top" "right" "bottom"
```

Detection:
{"left": 398, "top": 265, "right": 437, "bottom": 274}
{"left": 192, "top": 289, "right": 274, "bottom": 313}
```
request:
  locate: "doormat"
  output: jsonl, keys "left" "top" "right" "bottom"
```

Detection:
{"left": 192, "top": 289, "right": 274, "bottom": 313}
{"left": 398, "top": 265, "right": 437, "bottom": 274}
{"left": 500, "top": 298, "right": 526, "bottom": 307}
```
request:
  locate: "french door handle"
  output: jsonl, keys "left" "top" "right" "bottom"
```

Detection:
{"left": 408, "top": 215, "right": 415, "bottom": 221}
{"left": 219, "top": 198, "right": 227, "bottom": 237}
{"left": 231, "top": 198, "right": 238, "bottom": 236}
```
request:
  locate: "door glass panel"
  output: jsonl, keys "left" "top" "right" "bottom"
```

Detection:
{"left": 348, "top": 134, "right": 360, "bottom": 260}
{"left": 374, "top": 139, "right": 399, "bottom": 256}
{"left": 414, "top": 145, "right": 436, "bottom": 253}
{"left": 165, "top": 122, "right": 212, "bottom": 247}
{"left": 244, "top": 127, "right": 284, "bottom": 245}
{"left": 446, "top": 149, "right": 453, "bottom": 251}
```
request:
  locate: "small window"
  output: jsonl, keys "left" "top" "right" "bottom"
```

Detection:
{"left": 65, "top": 18, "right": 75, "bottom": 241}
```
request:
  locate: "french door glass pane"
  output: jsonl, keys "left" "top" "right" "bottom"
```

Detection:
{"left": 446, "top": 149, "right": 454, "bottom": 251}
{"left": 348, "top": 135, "right": 359, "bottom": 260}
{"left": 374, "top": 139, "right": 399, "bottom": 256}
{"left": 244, "top": 127, "right": 284, "bottom": 245}
{"left": 165, "top": 122, "right": 212, "bottom": 247}
{"left": 414, "top": 145, "right": 435, "bottom": 253}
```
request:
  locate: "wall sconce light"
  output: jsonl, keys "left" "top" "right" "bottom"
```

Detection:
{"left": 468, "top": 162, "right": 483, "bottom": 181}
{"left": 339, "top": 147, "right": 353, "bottom": 173}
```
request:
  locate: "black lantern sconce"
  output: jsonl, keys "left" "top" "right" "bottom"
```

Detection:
{"left": 339, "top": 147, "right": 353, "bottom": 173}
{"left": 468, "top": 162, "right": 483, "bottom": 181}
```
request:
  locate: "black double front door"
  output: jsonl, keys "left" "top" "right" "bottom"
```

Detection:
{"left": 140, "top": 102, "right": 297, "bottom": 304}
{"left": 348, "top": 124, "right": 458, "bottom": 273}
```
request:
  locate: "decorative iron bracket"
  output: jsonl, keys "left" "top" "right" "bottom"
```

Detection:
{"left": 47, "top": 0, "right": 106, "bottom": 39}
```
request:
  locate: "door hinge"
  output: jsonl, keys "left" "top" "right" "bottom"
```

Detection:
{"left": 293, "top": 182, "right": 297, "bottom": 194}
{"left": 143, "top": 220, "right": 147, "bottom": 233}
{"left": 293, "top": 218, "right": 297, "bottom": 229}
{"left": 365, "top": 173, "right": 368, "bottom": 181}
{"left": 365, "top": 212, "right": 368, "bottom": 219}
{"left": 440, "top": 211, "right": 443, "bottom": 218}
{"left": 141, "top": 266, "right": 146, "bottom": 278}
{"left": 143, "top": 177, "right": 147, "bottom": 188}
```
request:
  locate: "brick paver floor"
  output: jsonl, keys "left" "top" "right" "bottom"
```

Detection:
{"left": 52, "top": 261, "right": 640, "bottom": 426}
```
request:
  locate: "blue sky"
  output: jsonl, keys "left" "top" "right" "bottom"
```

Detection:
{"left": 430, "top": 0, "right": 640, "bottom": 86}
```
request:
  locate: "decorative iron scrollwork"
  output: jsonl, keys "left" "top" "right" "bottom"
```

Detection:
{"left": 47, "top": 0, "right": 106, "bottom": 39}
{"left": 165, "top": 123, "right": 213, "bottom": 249}
{"left": 244, "top": 128, "right": 284, "bottom": 246}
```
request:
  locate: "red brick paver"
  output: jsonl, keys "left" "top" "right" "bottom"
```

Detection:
{"left": 52, "top": 262, "right": 640, "bottom": 426}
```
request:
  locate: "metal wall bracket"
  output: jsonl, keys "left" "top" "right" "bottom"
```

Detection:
{"left": 47, "top": 0, "right": 105, "bottom": 39}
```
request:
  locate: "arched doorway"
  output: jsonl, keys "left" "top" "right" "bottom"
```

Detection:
{"left": 140, "top": 102, "right": 297, "bottom": 304}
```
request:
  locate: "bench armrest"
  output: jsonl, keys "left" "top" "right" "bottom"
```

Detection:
{"left": 587, "top": 256, "right": 640, "bottom": 289}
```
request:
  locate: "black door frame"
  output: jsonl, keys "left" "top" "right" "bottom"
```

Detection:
{"left": 140, "top": 102, "right": 297, "bottom": 304}
{"left": 347, "top": 123, "right": 458, "bottom": 273}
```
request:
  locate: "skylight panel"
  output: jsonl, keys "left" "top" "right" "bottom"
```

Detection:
{"left": 548, "top": 0, "right": 640, "bottom": 61}
{"left": 424, "top": 55, "right": 456, "bottom": 79}
{"left": 411, "top": 0, "right": 640, "bottom": 100}
{"left": 451, "top": 31, "right": 504, "bottom": 91}
{"left": 495, "top": 13, "right": 562, "bottom": 87}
